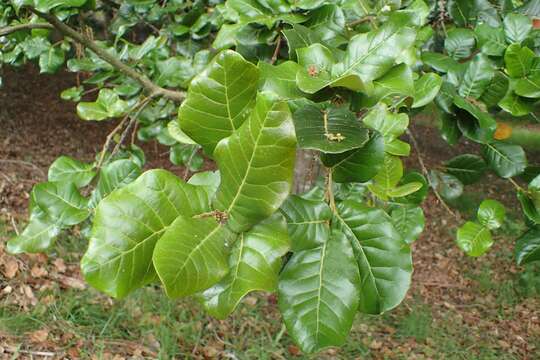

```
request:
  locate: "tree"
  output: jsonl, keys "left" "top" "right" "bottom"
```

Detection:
{"left": 2, "top": 0, "right": 540, "bottom": 353}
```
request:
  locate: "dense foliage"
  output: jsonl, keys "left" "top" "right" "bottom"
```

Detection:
{"left": 3, "top": 0, "right": 540, "bottom": 353}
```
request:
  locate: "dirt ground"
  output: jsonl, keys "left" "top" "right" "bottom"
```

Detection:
{"left": 1, "top": 66, "right": 540, "bottom": 359}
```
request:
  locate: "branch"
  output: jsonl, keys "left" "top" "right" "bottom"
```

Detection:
{"left": 29, "top": 8, "right": 185, "bottom": 102}
{"left": 0, "top": 23, "right": 54, "bottom": 36}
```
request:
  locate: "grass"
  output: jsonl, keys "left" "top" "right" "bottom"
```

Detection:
{"left": 1, "top": 222, "right": 539, "bottom": 359}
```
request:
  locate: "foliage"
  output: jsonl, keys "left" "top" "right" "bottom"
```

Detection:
{"left": 3, "top": 0, "right": 540, "bottom": 354}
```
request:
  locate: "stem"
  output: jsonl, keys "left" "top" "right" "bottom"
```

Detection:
{"left": 28, "top": 8, "right": 185, "bottom": 102}
{"left": 270, "top": 34, "right": 282, "bottom": 65}
{"left": 509, "top": 178, "right": 525, "bottom": 192}
{"left": 183, "top": 146, "right": 199, "bottom": 180}
{"left": 406, "top": 128, "right": 461, "bottom": 221}
{"left": 326, "top": 168, "right": 336, "bottom": 212}
{"left": 109, "top": 97, "right": 152, "bottom": 159}
{"left": 0, "top": 23, "right": 54, "bottom": 36}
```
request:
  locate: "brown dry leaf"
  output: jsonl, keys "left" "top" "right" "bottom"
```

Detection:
{"left": 3, "top": 259, "right": 18, "bottom": 278}
{"left": 58, "top": 275, "right": 86, "bottom": 290}
{"left": 30, "top": 329, "right": 49, "bottom": 343}
{"left": 53, "top": 258, "right": 66, "bottom": 273}
{"left": 370, "top": 340, "right": 383, "bottom": 350}
{"left": 31, "top": 265, "right": 48, "bottom": 278}
{"left": 288, "top": 345, "right": 301, "bottom": 356}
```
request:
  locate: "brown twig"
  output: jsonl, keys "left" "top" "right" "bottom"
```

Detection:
{"left": 406, "top": 128, "right": 461, "bottom": 221}
{"left": 0, "top": 23, "right": 54, "bottom": 36}
{"left": 270, "top": 34, "right": 282, "bottom": 65}
{"left": 29, "top": 8, "right": 185, "bottom": 102}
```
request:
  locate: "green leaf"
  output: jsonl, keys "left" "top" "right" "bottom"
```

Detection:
{"left": 444, "top": 28, "right": 476, "bottom": 61}
{"left": 387, "top": 182, "right": 423, "bottom": 198}
{"left": 444, "top": 154, "right": 487, "bottom": 185}
{"left": 7, "top": 216, "right": 61, "bottom": 254}
{"left": 475, "top": 23, "right": 507, "bottom": 57}
{"left": 60, "top": 86, "right": 83, "bottom": 102}
{"left": 498, "top": 90, "right": 535, "bottom": 116}
{"left": 503, "top": 13, "right": 532, "bottom": 44}
{"left": 48, "top": 156, "right": 95, "bottom": 188}
{"left": 518, "top": 191, "right": 540, "bottom": 224}
{"left": 89, "top": 159, "right": 142, "bottom": 207}
{"left": 456, "top": 221, "right": 493, "bottom": 257}
{"left": 383, "top": 138, "right": 410, "bottom": 157}
{"left": 282, "top": 23, "right": 322, "bottom": 60}
{"left": 322, "top": 133, "right": 385, "bottom": 184}
{"left": 258, "top": 61, "right": 305, "bottom": 100}
{"left": 200, "top": 214, "right": 290, "bottom": 318}
{"left": 33, "top": 0, "right": 87, "bottom": 12}
{"left": 515, "top": 228, "right": 540, "bottom": 265}
{"left": 483, "top": 142, "right": 527, "bottom": 178}
{"left": 362, "top": 103, "right": 409, "bottom": 141}
{"left": 395, "top": 171, "right": 429, "bottom": 205}
{"left": 458, "top": 54, "right": 494, "bottom": 99}
{"left": 167, "top": 121, "right": 196, "bottom": 145}
{"left": 76, "top": 89, "right": 128, "bottom": 121}
{"left": 477, "top": 199, "right": 506, "bottom": 230}
{"left": 429, "top": 170, "right": 463, "bottom": 200}
{"left": 412, "top": 73, "right": 442, "bottom": 108}
{"left": 81, "top": 170, "right": 211, "bottom": 298}
{"left": 188, "top": 171, "right": 221, "bottom": 197}
{"left": 38, "top": 47, "right": 64, "bottom": 74}
{"left": 278, "top": 229, "right": 360, "bottom": 353}
{"left": 453, "top": 96, "right": 497, "bottom": 143}
{"left": 366, "top": 64, "right": 414, "bottom": 106}
{"left": 515, "top": 74, "right": 540, "bottom": 98}
{"left": 421, "top": 52, "right": 461, "bottom": 73}
{"left": 178, "top": 50, "right": 259, "bottom": 153}
{"left": 367, "top": 155, "right": 403, "bottom": 200}
{"left": 335, "top": 201, "right": 412, "bottom": 314}
{"left": 390, "top": 206, "right": 425, "bottom": 244}
{"left": 280, "top": 195, "right": 332, "bottom": 251}
{"left": 504, "top": 44, "right": 535, "bottom": 79}
{"left": 213, "top": 93, "right": 296, "bottom": 233}
{"left": 481, "top": 72, "right": 509, "bottom": 108}
{"left": 447, "top": 0, "right": 473, "bottom": 27}
{"left": 293, "top": 104, "right": 369, "bottom": 153}
{"left": 153, "top": 216, "right": 235, "bottom": 298}
{"left": 33, "top": 181, "right": 89, "bottom": 226}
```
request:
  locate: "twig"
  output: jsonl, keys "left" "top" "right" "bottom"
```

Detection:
{"left": 29, "top": 8, "right": 185, "bottom": 102}
{"left": 109, "top": 97, "right": 152, "bottom": 160}
{"left": 270, "top": 34, "right": 282, "bottom": 65}
{"left": 0, "top": 159, "right": 45, "bottom": 177}
{"left": 95, "top": 116, "right": 129, "bottom": 171}
{"left": 182, "top": 146, "right": 199, "bottom": 180}
{"left": 0, "top": 23, "right": 54, "bottom": 37}
{"left": 406, "top": 128, "right": 460, "bottom": 221}
{"left": 3, "top": 346, "right": 55, "bottom": 357}
{"left": 10, "top": 217, "right": 19, "bottom": 236}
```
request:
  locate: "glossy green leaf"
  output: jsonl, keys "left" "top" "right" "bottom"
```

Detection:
{"left": 335, "top": 201, "right": 412, "bottom": 314}
{"left": 323, "top": 133, "right": 385, "bottom": 184}
{"left": 282, "top": 23, "right": 322, "bottom": 60}
{"left": 412, "top": 73, "right": 442, "bottom": 108}
{"left": 167, "top": 121, "right": 196, "bottom": 145}
{"left": 366, "top": 64, "right": 414, "bottom": 106}
{"left": 421, "top": 52, "right": 461, "bottom": 73}
{"left": 362, "top": 103, "right": 409, "bottom": 141}
{"left": 293, "top": 104, "right": 369, "bottom": 153}
{"left": 515, "top": 74, "right": 540, "bottom": 98}
{"left": 213, "top": 92, "right": 296, "bottom": 233}
{"left": 280, "top": 195, "right": 332, "bottom": 251}
{"left": 81, "top": 170, "right": 211, "bottom": 298}
{"left": 77, "top": 89, "right": 128, "bottom": 121}
{"left": 390, "top": 206, "right": 425, "bottom": 244}
{"left": 453, "top": 96, "right": 497, "bottom": 143}
{"left": 201, "top": 214, "right": 290, "bottom": 318}
{"left": 48, "top": 156, "right": 95, "bottom": 188}
{"left": 477, "top": 199, "right": 506, "bottom": 230}
{"left": 447, "top": 0, "right": 473, "bottom": 27}
{"left": 278, "top": 229, "right": 360, "bottom": 353}
{"left": 481, "top": 72, "right": 509, "bottom": 108}
{"left": 258, "top": 61, "right": 305, "bottom": 100}
{"left": 518, "top": 191, "right": 540, "bottom": 225}
{"left": 515, "top": 228, "right": 540, "bottom": 265}
{"left": 7, "top": 215, "right": 61, "bottom": 254}
{"left": 387, "top": 182, "right": 423, "bottom": 198}
{"left": 178, "top": 50, "right": 259, "bottom": 153}
{"left": 38, "top": 47, "right": 64, "bottom": 74}
{"left": 33, "top": 181, "right": 90, "bottom": 226}
{"left": 456, "top": 221, "right": 493, "bottom": 257}
{"left": 153, "top": 216, "right": 235, "bottom": 298}
{"left": 444, "top": 154, "right": 487, "bottom": 185}
{"left": 458, "top": 54, "right": 494, "bottom": 99}
{"left": 475, "top": 23, "right": 507, "bottom": 56}
{"left": 504, "top": 43, "right": 535, "bottom": 79}
{"left": 498, "top": 90, "right": 535, "bottom": 116}
{"left": 429, "top": 170, "right": 463, "bottom": 200}
{"left": 33, "top": 0, "right": 87, "bottom": 12}
{"left": 483, "top": 142, "right": 527, "bottom": 178}
{"left": 89, "top": 159, "right": 142, "bottom": 207}
{"left": 384, "top": 139, "right": 410, "bottom": 157}
{"left": 503, "top": 13, "right": 532, "bottom": 43}
{"left": 444, "top": 28, "right": 476, "bottom": 61}
{"left": 367, "top": 155, "right": 403, "bottom": 200}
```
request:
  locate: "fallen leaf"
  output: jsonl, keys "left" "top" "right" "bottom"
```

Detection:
{"left": 288, "top": 345, "right": 301, "bottom": 356}
{"left": 30, "top": 329, "right": 49, "bottom": 343}
{"left": 31, "top": 265, "right": 48, "bottom": 278}
{"left": 3, "top": 259, "right": 18, "bottom": 278}
{"left": 53, "top": 258, "right": 66, "bottom": 273}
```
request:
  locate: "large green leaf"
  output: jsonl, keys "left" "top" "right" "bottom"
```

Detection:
{"left": 483, "top": 142, "right": 527, "bottom": 178}
{"left": 498, "top": 90, "right": 535, "bottom": 116}
{"left": 280, "top": 195, "right": 332, "bottom": 251}
{"left": 81, "top": 170, "right": 211, "bottom": 298}
{"left": 48, "top": 156, "right": 95, "bottom": 188}
{"left": 213, "top": 92, "right": 296, "bottom": 233}
{"left": 515, "top": 228, "right": 540, "bottom": 265}
{"left": 33, "top": 181, "right": 90, "bottom": 226}
{"left": 153, "top": 216, "right": 235, "bottom": 298}
{"left": 515, "top": 74, "right": 540, "bottom": 98}
{"left": 278, "top": 229, "right": 360, "bottom": 353}
{"left": 7, "top": 215, "right": 61, "bottom": 254}
{"left": 504, "top": 44, "right": 535, "bottom": 79}
{"left": 390, "top": 206, "right": 424, "bottom": 245}
{"left": 178, "top": 50, "right": 259, "bottom": 153}
{"left": 444, "top": 28, "right": 476, "bottom": 61}
{"left": 503, "top": 13, "right": 532, "bottom": 44}
{"left": 444, "top": 154, "right": 487, "bottom": 185}
{"left": 335, "top": 201, "right": 412, "bottom": 314}
{"left": 200, "top": 214, "right": 290, "bottom": 318}
{"left": 458, "top": 54, "right": 494, "bottom": 99}
{"left": 292, "top": 104, "right": 369, "bottom": 153}
{"left": 322, "top": 133, "right": 385, "bottom": 184}
{"left": 475, "top": 23, "right": 507, "bottom": 57}
{"left": 89, "top": 159, "right": 142, "bottom": 207}
{"left": 456, "top": 221, "right": 493, "bottom": 257}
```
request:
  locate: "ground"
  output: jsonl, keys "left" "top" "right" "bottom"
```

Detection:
{"left": 1, "top": 66, "right": 540, "bottom": 359}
